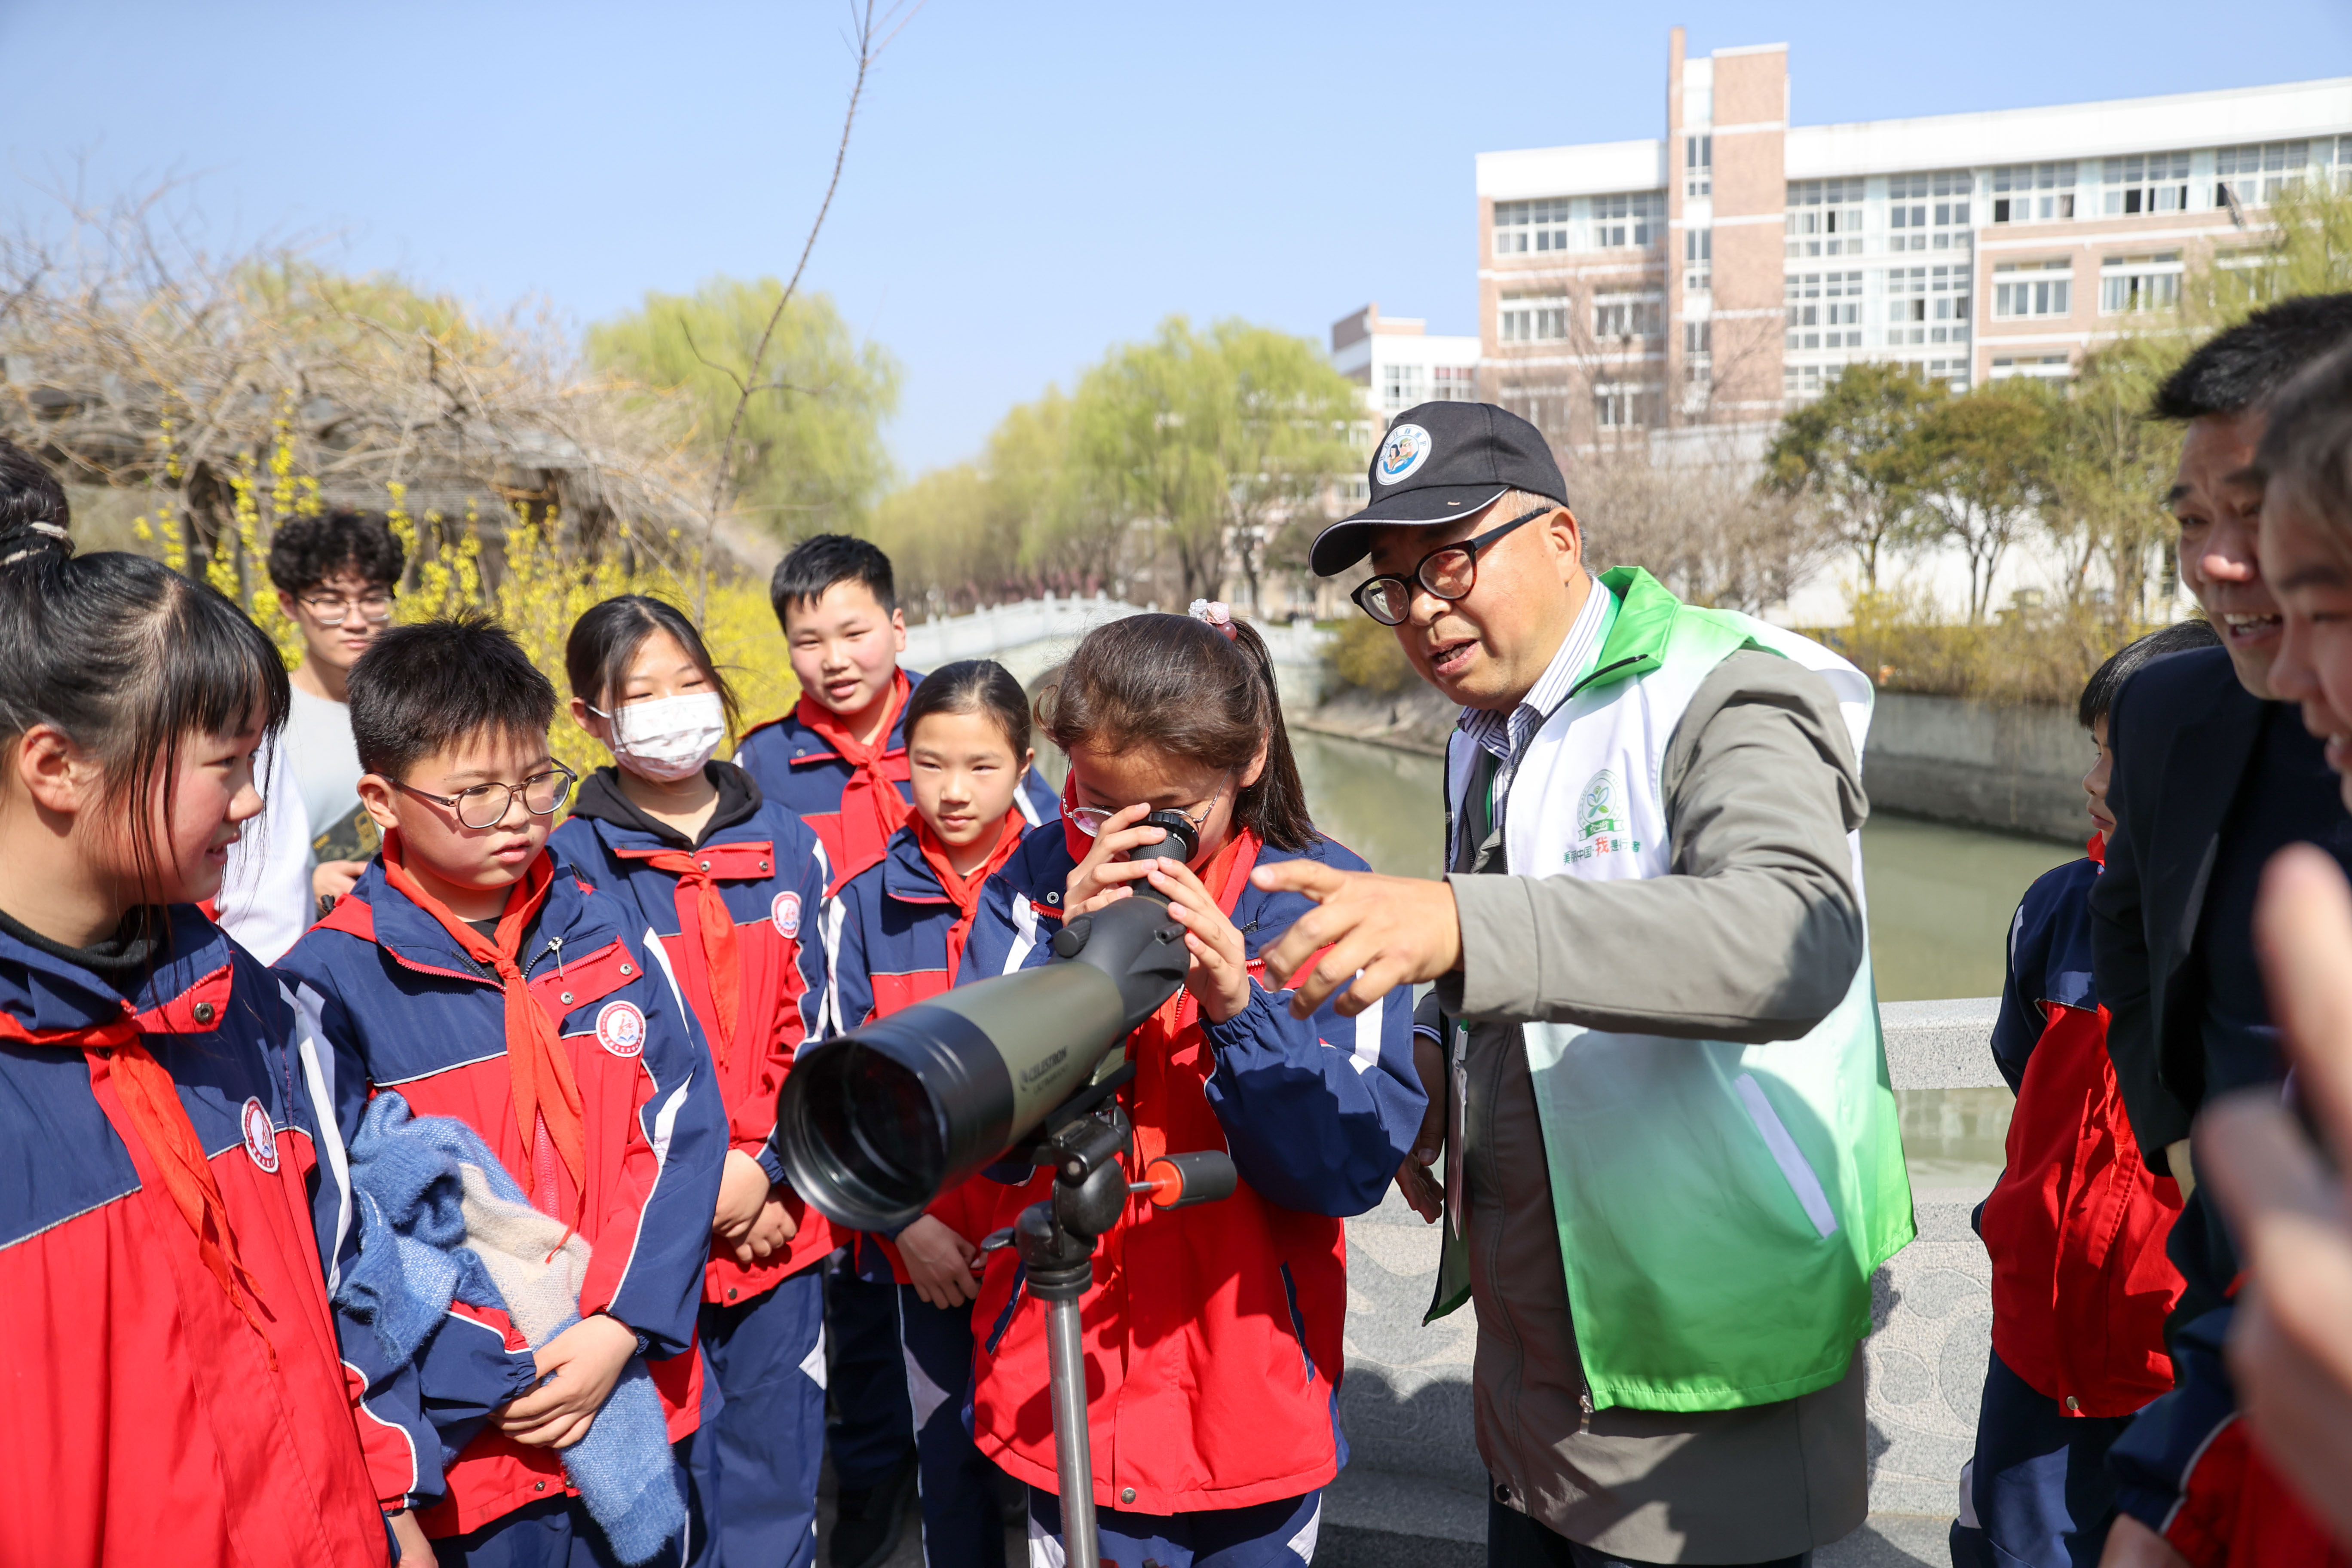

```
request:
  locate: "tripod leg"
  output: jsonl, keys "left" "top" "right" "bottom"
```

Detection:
{"left": 1045, "top": 1294, "right": 1101, "bottom": 1568}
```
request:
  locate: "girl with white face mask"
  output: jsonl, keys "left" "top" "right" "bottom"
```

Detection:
{"left": 549, "top": 594, "right": 838, "bottom": 1568}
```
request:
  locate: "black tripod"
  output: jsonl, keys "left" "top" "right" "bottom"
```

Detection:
{"left": 987, "top": 1091, "right": 1236, "bottom": 1568}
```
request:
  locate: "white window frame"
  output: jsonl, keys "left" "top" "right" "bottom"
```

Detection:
{"left": 1785, "top": 270, "right": 1865, "bottom": 351}
{"left": 1684, "top": 228, "right": 1712, "bottom": 292}
{"left": 1492, "top": 198, "right": 1571, "bottom": 257}
{"left": 1786, "top": 178, "right": 1865, "bottom": 258}
{"left": 1991, "top": 261, "right": 2072, "bottom": 320}
{"left": 2099, "top": 251, "right": 2184, "bottom": 315}
{"left": 1685, "top": 135, "right": 1712, "bottom": 197}
{"left": 1884, "top": 263, "right": 1973, "bottom": 346}
{"left": 1593, "top": 291, "right": 1664, "bottom": 340}
{"left": 1590, "top": 190, "right": 1663, "bottom": 250}
{"left": 1593, "top": 381, "right": 1661, "bottom": 429}
{"left": 2102, "top": 152, "right": 2193, "bottom": 217}
{"left": 1989, "top": 162, "right": 2077, "bottom": 224}
{"left": 1428, "top": 365, "right": 1478, "bottom": 402}
{"left": 1498, "top": 296, "right": 1570, "bottom": 344}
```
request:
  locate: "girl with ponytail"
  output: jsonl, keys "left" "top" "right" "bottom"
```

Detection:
{"left": 955, "top": 603, "right": 1426, "bottom": 1563}
{"left": 0, "top": 439, "right": 389, "bottom": 1566}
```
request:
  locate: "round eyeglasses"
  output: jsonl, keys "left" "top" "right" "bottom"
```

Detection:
{"left": 1348, "top": 504, "right": 1553, "bottom": 627}
{"left": 1067, "top": 797, "right": 1214, "bottom": 840}
{"left": 395, "top": 766, "right": 577, "bottom": 830}
{"left": 300, "top": 591, "right": 396, "bottom": 628}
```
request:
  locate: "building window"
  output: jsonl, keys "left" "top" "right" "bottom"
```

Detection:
{"left": 1887, "top": 171, "right": 1973, "bottom": 252}
{"left": 1429, "top": 365, "right": 1478, "bottom": 402}
{"left": 1594, "top": 292, "right": 1663, "bottom": 339}
{"left": 1381, "top": 362, "right": 1425, "bottom": 413}
{"left": 1685, "top": 135, "right": 1712, "bottom": 197}
{"left": 1499, "top": 381, "right": 1574, "bottom": 444}
{"left": 1989, "top": 354, "right": 2073, "bottom": 381}
{"left": 1786, "top": 178, "right": 1865, "bottom": 258}
{"left": 1989, "top": 162, "right": 2076, "bottom": 224}
{"left": 1498, "top": 297, "right": 1569, "bottom": 343}
{"left": 1683, "top": 321, "right": 1712, "bottom": 386}
{"left": 1783, "top": 363, "right": 1828, "bottom": 401}
{"left": 1786, "top": 270, "right": 1864, "bottom": 350}
{"left": 1923, "top": 358, "right": 1972, "bottom": 394}
{"left": 1591, "top": 190, "right": 1663, "bottom": 249}
{"left": 1492, "top": 198, "right": 1571, "bottom": 256}
{"left": 2215, "top": 140, "right": 2334, "bottom": 210}
{"left": 2102, "top": 152, "right": 2193, "bottom": 216}
{"left": 1992, "top": 261, "right": 2072, "bottom": 319}
{"left": 1593, "top": 382, "right": 1660, "bottom": 429}
{"left": 1684, "top": 228, "right": 1712, "bottom": 292}
{"left": 2100, "top": 251, "right": 2184, "bottom": 315}
{"left": 1885, "top": 263, "right": 1972, "bottom": 345}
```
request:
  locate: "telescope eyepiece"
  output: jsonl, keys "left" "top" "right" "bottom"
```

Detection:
{"left": 1131, "top": 809, "right": 1199, "bottom": 866}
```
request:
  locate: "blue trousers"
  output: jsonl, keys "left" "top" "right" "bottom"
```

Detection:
{"left": 687, "top": 1267, "right": 827, "bottom": 1568}
{"left": 435, "top": 1486, "right": 697, "bottom": 1568}
{"left": 1026, "top": 1488, "right": 1321, "bottom": 1568}
{"left": 897, "top": 1285, "right": 1008, "bottom": 1568}
{"left": 828, "top": 1259, "right": 917, "bottom": 1490}
{"left": 1949, "top": 1347, "right": 2134, "bottom": 1568}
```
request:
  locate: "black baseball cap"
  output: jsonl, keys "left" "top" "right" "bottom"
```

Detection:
{"left": 1310, "top": 401, "right": 1568, "bottom": 576}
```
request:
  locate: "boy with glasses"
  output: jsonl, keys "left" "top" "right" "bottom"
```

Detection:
{"left": 276, "top": 615, "right": 727, "bottom": 1566}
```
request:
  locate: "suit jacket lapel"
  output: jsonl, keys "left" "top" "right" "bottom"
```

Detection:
{"left": 2148, "top": 673, "right": 2264, "bottom": 968}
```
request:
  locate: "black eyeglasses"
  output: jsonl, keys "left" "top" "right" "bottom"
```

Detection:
{"left": 394, "top": 767, "right": 577, "bottom": 830}
{"left": 1349, "top": 504, "right": 1553, "bottom": 627}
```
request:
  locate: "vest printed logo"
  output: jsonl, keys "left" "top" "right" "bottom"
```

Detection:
{"left": 771, "top": 890, "right": 802, "bottom": 939}
{"left": 596, "top": 999, "right": 647, "bottom": 1059}
{"left": 1568, "top": 768, "right": 1639, "bottom": 863}
{"left": 1375, "top": 422, "right": 1431, "bottom": 485}
{"left": 240, "top": 1096, "right": 280, "bottom": 1173}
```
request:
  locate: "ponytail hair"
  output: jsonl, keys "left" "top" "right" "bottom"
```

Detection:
{"left": 0, "top": 438, "right": 291, "bottom": 900}
{"left": 904, "top": 659, "right": 1031, "bottom": 760}
{"left": 1038, "top": 612, "right": 1314, "bottom": 851}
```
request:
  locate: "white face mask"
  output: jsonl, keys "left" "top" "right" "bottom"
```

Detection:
{"left": 596, "top": 690, "right": 727, "bottom": 782}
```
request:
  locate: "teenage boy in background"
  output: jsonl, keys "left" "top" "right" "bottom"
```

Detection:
{"left": 2089, "top": 296, "right": 2352, "bottom": 1568}
{"left": 1951, "top": 622, "right": 2213, "bottom": 1568}
{"left": 277, "top": 616, "right": 727, "bottom": 1565}
{"left": 734, "top": 535, "right": 1049, "bottom": 1568}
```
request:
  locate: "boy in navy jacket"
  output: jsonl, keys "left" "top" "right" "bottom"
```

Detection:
{"left": 277, "top": 617, "right": 727, "bottom": 1565}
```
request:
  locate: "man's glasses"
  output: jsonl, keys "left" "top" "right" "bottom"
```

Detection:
{"left": 1349, "top": 504, "right": 1553, "bottom": 627}
{"left": 300, "top": 590, "right": 396, "bottom": 628}
{"left": 395, "top": 767, "right": 576, "bottom": 830}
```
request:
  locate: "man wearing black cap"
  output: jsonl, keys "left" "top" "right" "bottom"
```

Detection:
{"left": 1256, "top": 402, "right": 1912, "bottom": 1567}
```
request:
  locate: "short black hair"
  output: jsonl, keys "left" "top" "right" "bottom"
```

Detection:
{"left": 266, "top": 509, "right": 407, "bottom": 597}
{"left": 769, "top": 533, "right": 895, "bottom": 627}
{"left": 2253, "top": 340, "right": 2352, "bottom": 542}
{"left": 2080, "top": 619, "right": 2224, "bottom": 729}
{"left": 2152, "top": 293, "right": 2352, "bottom": 421}
{"left": 0, "top": 438, "right": 70, "bottom": 549}
{"left": 348, "top": 614, "right": 555, "bottom": 781}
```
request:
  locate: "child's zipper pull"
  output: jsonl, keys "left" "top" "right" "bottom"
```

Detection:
{"left": 550, "top": 936, "right": 565, "bottom": 979}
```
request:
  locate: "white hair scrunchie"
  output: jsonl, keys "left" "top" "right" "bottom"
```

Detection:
{"left": 1188, "top": 599, "right": 1238, "bottom": 640}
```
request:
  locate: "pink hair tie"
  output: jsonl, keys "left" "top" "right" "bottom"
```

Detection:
{"left": 1188, "top": 599, "right": 1238, "bottom": 640}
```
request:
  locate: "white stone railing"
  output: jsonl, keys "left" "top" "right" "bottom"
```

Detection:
{"left": 904, "top": 596, "right": 1336, "bottom": 699}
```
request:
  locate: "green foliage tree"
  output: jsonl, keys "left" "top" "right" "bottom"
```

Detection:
{"left": 588, "top": 276, "right": 901, "bottom": 539}
{"left": 1898, "top": 377, "right": 2061, "bottom": 624}
{"left": 2040, "top": 346, "right": 2182, "bottom": 628}
{"left": 1760, "top": 361, "right": 1947, "bottom": 591}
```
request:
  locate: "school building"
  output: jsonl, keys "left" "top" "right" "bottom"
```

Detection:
{"left": 1472, "top": 30, "right": 2352, "bottom": 452}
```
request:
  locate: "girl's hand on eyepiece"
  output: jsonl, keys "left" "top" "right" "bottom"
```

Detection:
{"left": 1065, "top": 802, "right": 1167, "bottom": 916}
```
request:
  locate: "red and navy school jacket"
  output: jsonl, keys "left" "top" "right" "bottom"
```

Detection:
{"left": 274, "top": 856, "right": 729, "bottom": 1539}
{"left": 955, "top": 823, "right": 1425, "bottom": 1515}
{"left": 551, "top": 764, "right": 836, "bottom": 1303}
{"left": 732, "top": 667, "right": 1059, "bottom": 890}
{"left": 1980, "top": 843, "right": 2184, "bottom": 1418}
{"left": 0, "top": 907, "right": 390, "bottom": 1567}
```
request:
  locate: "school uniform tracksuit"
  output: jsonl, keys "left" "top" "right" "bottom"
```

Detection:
{"left": 278, "top": 854, "right": 729, "bottom": 1564}
{"left": 552, "top": 763, "right": 836, "bottom": 1568}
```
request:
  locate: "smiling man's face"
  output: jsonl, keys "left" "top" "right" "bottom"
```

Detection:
{"left": 2172, "top": 410, "right": 2280, "bottom": 696}
{"left": 1363, "top": 494, "right": 1591, "bottom": 713}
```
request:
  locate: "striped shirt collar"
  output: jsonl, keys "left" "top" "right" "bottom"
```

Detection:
{"left": 1460, "top": 576, "right": 1613, "bottom": 764}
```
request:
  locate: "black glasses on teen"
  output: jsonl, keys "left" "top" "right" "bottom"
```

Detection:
{"left": 394, "top": 766, "right": 577, "bottom": 831}
{"left": 1348, "top": 503, "right": 1554, "bottom": 627}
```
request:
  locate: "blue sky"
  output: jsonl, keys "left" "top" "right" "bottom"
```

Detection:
{"left": 3, "top": 1, "right": 2347, "bottom": 478}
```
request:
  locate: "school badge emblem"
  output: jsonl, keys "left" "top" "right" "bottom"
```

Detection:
{"left": 595, "top": 999, "right": 647, "bottom": 1060}
{"left": 771, "top": 890, "right": 802, "bottom": 939}
{"left": 241, "top": 1096, "right": 279, "bottom": 1173}
{"left": 1374, "top": 422, "right": 1432, "bottom": 486}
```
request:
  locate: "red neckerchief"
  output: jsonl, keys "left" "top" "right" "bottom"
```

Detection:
{"left": 1122, "top": 828, "right": 1260, "bottom": 1171}
{"left": 2088, "top": 833, "right": 2107, "bottom": 867}
{"left": 0, "top": 985, "right": 276, "bottom": 1362}
{"left": 796, "top": 669, "right": 914, "bottom": 881}
{"left": 634, "top": 848, "right": 742, "bottom": 1065}
{"left": 913, "top": 812, "right": 1027, "bottom": 982}
{"left": 379, "top": 834, "right": 585, "bottom": 1223}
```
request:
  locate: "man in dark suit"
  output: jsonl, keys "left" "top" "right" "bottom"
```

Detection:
{"left": 2092, "top": 294, "right": 2352, "bottom": 1567}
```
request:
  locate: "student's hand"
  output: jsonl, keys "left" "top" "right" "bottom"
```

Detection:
{"left": 898, "top": 1215, "right": 981, "bottom": 1310}
{"left": 388, "top": 1508, "right": 438, "bottom": 1566}
{"left": 1064, "top": 803, "right": 1173, "bottom": 916}
{"left": 1250, "top": 862, "right": 1463, "bottom": 1020}
{"left": 496, "top": 1313, "right": 638, "bottom": 1449}
{"left": 313, "top": 859, "right": 368, "bottom": 904}
{"left": 1141, "top": 857, "right": 1253, "bottom": 1023}
{"left": 730, "top": 1189, "right": 800, "bottom": 1267}
{"left": 713, "top": 1150, "right": 772, "bottom": 1241}
{"left": 2195, "top": 844, "right": 2352, "bottom": 1545}
{"left": 2098, "top": 1515, "right": 2192, "bottom": 1568}
{"left": 1395, "top": 1032, "right": 1447, "bottom": 1224}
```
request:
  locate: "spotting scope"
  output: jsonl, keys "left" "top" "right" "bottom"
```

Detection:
{"left": 774, "top": 810, "right": 1205, "bottom": 1232}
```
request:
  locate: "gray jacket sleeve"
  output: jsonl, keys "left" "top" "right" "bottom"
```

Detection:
{"left": 1439, "top": 650, "right": 1868, "bottom": 1043}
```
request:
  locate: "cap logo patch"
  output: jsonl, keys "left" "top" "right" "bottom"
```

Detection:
{"left": 1375, "top": 423, "right": 1432, "bottom": 486}
{"left": 771, "top": 890, "right": 802, "bottom": 939}
{"left": 596, "top": 999, "right": 647, "bottom": 1059}
{"left": 241, "top": 1096, "right": 280, "bottom": 1173}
